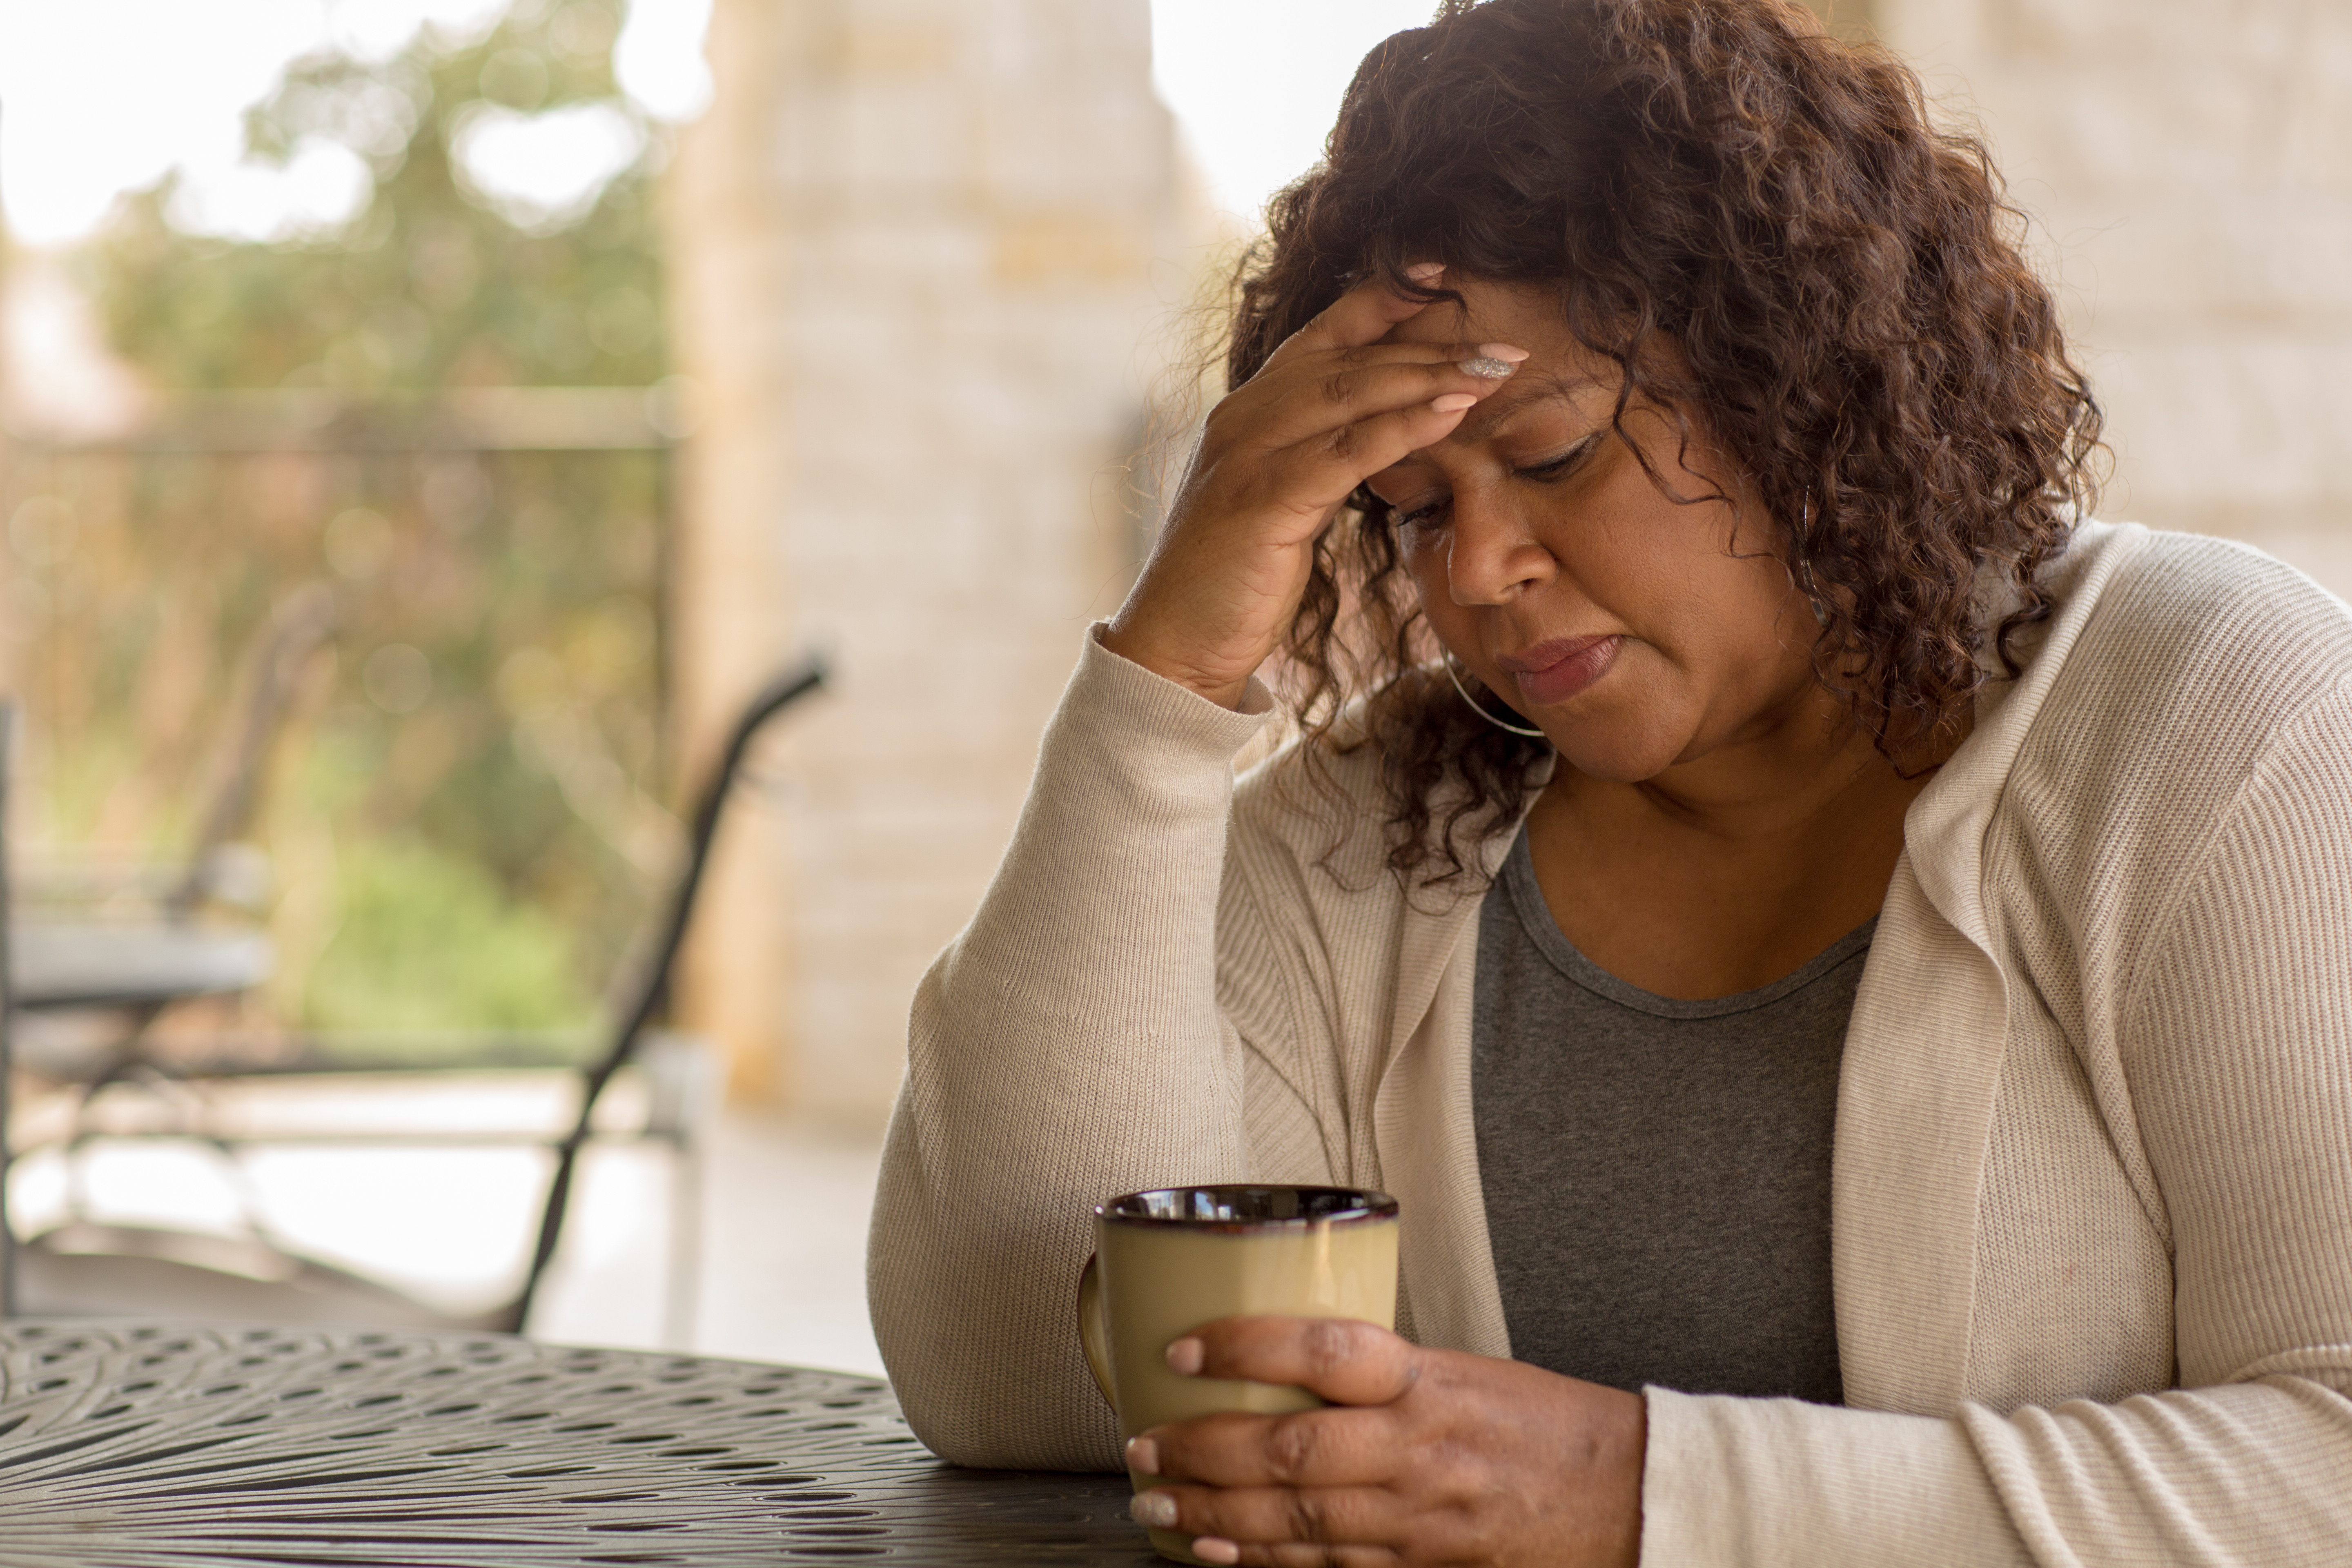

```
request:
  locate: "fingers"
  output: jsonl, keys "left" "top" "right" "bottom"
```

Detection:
{"left": 1229, "top": 1544, "right": 1400, "bottom": 1568}
{"left": 1271, "top": 263, "right": 1450, "bottom": 365}
{"left": 1131, "top": 1484, "right": 1407, "bottom": 1568}
{"left": 1230, "top": 347, "right": 1526, "bottom": 453}
{"left": 1177, "top": 1317, "right": 1420, "bottom": 1407}
{"left": 1221, "top": 401, "right": 1462, "bottom": 525}
{"left": 1126, "top": 1341, "right": 1647, "bottom": 1568}
{"left": 1134, "top": 1405, "right": 1403, "bottom": 1490}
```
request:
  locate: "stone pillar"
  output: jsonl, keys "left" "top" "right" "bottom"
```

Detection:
{"left": 663, "top": 0, "right": 798, "bottom": 1105}
{"left": 665, "top": 0, "right": 1189, "bottom": 1123}
{"left": 1876, "top": 0, "right": 2352, "bottom": 590}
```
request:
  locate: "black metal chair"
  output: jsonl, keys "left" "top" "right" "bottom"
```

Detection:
{"left": 0, "top": 657, "right": 826, "bottom": 1333}
{"left": 8, "top": 583, "right": 335, "bottom": 1079}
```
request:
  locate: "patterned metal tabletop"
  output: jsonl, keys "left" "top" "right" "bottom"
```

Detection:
{"left": 0, "top": 1322, "right": 1155, "bottom": 1567}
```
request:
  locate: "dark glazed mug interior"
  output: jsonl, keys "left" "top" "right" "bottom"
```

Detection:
{"left": 1098, "top": 1185, "right": 1398, "bottom": 1228}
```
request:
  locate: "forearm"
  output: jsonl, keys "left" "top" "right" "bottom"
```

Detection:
{"left": 1642, "top": 1374, "right": 2352, "bottom": 1567}
{"left": 1639, "top": 1392, "right": 2030, "bottom": 1566}
{"left": 868, "top": 628, "right": 1274, "bottom": 1469}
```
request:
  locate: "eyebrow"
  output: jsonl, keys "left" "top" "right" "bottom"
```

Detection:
{"left": 1445, "top": 368, "right": 1612, "bottom": 446}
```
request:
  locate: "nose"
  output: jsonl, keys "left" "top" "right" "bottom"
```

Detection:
{"left": 1445, "top": 488, "right": 1553, "bottom": 607}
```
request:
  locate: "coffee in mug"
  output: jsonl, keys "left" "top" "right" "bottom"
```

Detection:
{"left": 1077, "top": 1185, "right": 1400, "bottom": 1565}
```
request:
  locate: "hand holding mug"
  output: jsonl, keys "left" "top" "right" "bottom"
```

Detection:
{"left": 1128, "top": 1318, "right": 1646, "bottom": 1568}
{"left": 1078, "top": 1185, "right": 1400, "bottom": 1564}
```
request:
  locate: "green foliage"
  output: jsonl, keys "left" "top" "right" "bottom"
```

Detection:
{"left": 303, "top": 833, "right": 594, "bottom": 1034}
{"left": 91, "top": 0, "right": 666, "bottom": 392}
{"left": 20, "top": 0, "right": 676, "bottom": 1045}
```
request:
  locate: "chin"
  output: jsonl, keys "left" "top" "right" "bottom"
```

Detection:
{"left": 1540, "top": 695, "right": 1695, "bottom": 781}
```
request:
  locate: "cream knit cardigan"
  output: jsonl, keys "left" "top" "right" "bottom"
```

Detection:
{"left": 868, "top": 521, "right": 2352, "bottom": 1566}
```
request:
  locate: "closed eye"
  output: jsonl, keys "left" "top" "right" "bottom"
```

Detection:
{"left": 1381, "top": 431, "right": 1602, "bottom": 530}
{"left": 1391, "top": 495, "right": 1448, "bottom": 530}
{"left": 1515, "top": 432, "right": 1602, "bottom": 483}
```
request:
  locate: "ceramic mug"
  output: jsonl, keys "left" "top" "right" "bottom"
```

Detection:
{"left": 1077, "top": 1184, "right": 1400, "bottom": 1565}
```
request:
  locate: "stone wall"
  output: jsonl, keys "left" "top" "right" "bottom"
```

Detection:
{"left": 1875, "top": 0, "right": 2352, "bottom": 590}
{"left": 664, "top": 0, "right": 1192, "bottom": 1124}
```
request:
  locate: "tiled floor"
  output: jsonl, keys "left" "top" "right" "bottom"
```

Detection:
{"left": 7, "top": 1074, "right": 888, "bottom": 1376}
{"left": 541, "top": 1108, "right": 889, "bottom": 1376}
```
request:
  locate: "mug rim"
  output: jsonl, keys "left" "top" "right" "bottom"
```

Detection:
{"left": 1094, "top": 1183, "right": 1399, "bottom": 1230}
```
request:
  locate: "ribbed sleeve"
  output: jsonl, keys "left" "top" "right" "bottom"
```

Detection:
{"left": 867, "top": 628, "right": 1274, "bottom": 1469}
{"left": 1640, "top": 1390, "right": 2031, "bottom": 1565}
{"left": 1952, "top": 678, "right": 2352, "bottom": 1566}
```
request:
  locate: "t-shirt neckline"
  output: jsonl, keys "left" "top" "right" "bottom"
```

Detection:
{"left": 1499, "top": 826, "right": 1878, "bottom": 1021}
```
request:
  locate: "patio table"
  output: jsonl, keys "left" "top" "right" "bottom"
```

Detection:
{"left": 0, "top": 1320, "right": 1154, "bottom": 1566}
{"left": 12, "top": 922, "right": 275, "bottom": 1012}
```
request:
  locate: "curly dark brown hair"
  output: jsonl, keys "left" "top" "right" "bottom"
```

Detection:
{"left": 1227, "top": 0, "right": 2103, "bottom": 885}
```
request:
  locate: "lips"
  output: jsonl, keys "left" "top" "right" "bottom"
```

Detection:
{"left": 1501, "top": 635, "right": 1621, "bottom": 708}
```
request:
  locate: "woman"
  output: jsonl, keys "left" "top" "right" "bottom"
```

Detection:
{"left": 868, "top": 0, "right": 2352, "bottom": 1562}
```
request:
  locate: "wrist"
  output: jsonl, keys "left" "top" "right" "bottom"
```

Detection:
{"left": 1098, "top": 619, "right": 1258, "bottom": 711}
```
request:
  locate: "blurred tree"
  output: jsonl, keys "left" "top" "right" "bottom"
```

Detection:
{"left": 96, "top": 0, "right": 666, "bottom": 392}
{"left": 19, "top": 0, "right": 678, "bottom": 1048}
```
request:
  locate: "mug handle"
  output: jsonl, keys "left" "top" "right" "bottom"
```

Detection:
{"left": 1076, "top": 1252, "right": 1116, "bottom": 1411}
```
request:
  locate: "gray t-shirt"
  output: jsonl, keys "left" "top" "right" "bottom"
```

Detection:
{"left": 1471, "top": 827, "right": 1869, "bottom": 1403}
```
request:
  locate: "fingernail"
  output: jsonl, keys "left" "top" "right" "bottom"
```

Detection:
{"left": 1431, "top": 393, "right": 1478, "bottom": 414}
{"left": 1126, "top": 1435, "right": 1160, "bottom": 1474}
{"left": 1130, "top": 1490, "right": 1178, "bottom": 1529}
{"left": 1405, "top": 261, "right": 1445, "bottom": 281}
{"left": 1478, "top": 342, "right": 1531, "bottom": 363}
{"left": 1192, "top": 1537, "right": 1242, "bottom": 1565}
{"left": 1459, "top": 356, "right": 1517, "bottom": 379}
{"left": 1165, "top": 1336, "right": 1205, "bottom": 1374}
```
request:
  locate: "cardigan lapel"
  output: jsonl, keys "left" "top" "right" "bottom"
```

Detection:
{"left": 1370, "top": 769, "right": 1547, "bottom": 1359}
{"left": 1833, "top": 523, "right": 2149, "bottom": 1413}
{"left": 1374, "top": 903, "right": 1512, "bottom": 1357}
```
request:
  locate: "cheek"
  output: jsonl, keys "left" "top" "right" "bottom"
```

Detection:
{"left": 1619, "top": 582, "right": 1823, "bottom": 768}
{"left": 1626, "top": 579, "right": 1807, "bottom": 715}
{"left": 1399, "top": 534, "right": 1457, "bottom": 624}
{"left": 1681, "top": 551, "right": 1816, "bottom": 674}
{"left": 1605, "top": 491, "right": 1798, "bottom": 659}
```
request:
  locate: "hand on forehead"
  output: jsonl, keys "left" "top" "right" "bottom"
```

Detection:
{"left": 1380, "top": 275, "right": 1549, "bottom": 347}
{"left": 1383, "top": 278, "right": 1622, "bottom": 418}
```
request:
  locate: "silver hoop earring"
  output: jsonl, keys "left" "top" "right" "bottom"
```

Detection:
{"left": 1444, "top": 652, "right": 1546, "bottom": 737}
{"left": 1794, "top": 497, "right": 1831, "bottom": 628}
{"left": 1794, "top": 555, "right": 1831, "bottom": 628}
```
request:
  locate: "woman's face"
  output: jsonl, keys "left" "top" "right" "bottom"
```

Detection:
{"left": 1365, "top": 278, "right": 1824, "bottom": 784}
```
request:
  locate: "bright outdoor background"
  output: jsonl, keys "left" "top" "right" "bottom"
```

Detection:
{"left": 0, "top": 0, "right": 2344, "bottom": 1371}
{"left": 0, "top": 0, "right": 1423, "bottom": 1056}
{"left": 0, "top": 0, "right": 1457, "bottom": 1370}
